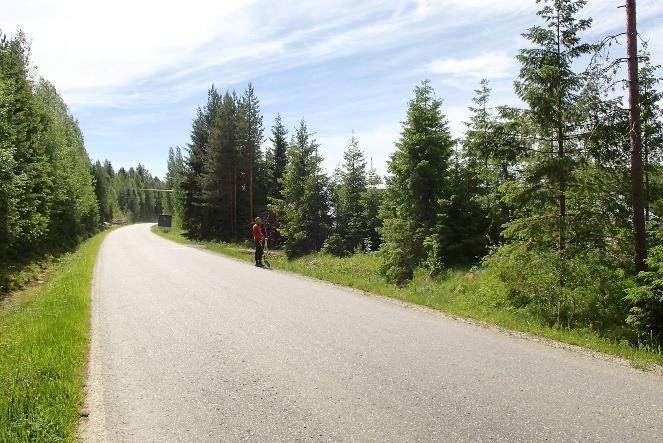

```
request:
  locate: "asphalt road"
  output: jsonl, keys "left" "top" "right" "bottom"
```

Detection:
{"left": 81, "top": 223, "right": 663, "bottom": 442}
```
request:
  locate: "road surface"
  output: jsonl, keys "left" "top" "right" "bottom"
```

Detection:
{"left": 81, "top": 224, "right": 663, "bottom": 442}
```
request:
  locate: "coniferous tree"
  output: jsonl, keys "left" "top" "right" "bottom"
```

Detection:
{"left": 360, "top": 163, "right": 383, "bottom": 251}
{"left": 183, "top": 87, "right": 222, "bottom": 238}
{"left": 322, "top": 165, "right": 345, "bottom": 255}
{"left": 0, "top": 31, "right": 52, "bottom": 259}
{"left": 379, "top": 80, "right": 455, "bottom": 283}
{"left": 272, "top": 119, "right": 330, "bottom": 258}
{"left": 206, "top": 91, "right": 238, "bottom": 240}
{"left": 462, "top": 79, "right": 499, "bottom": 243}
{"left": 488, "top": 0, "right": 637, "bottom": 329}
{"left": 638, "top": 49, "right": 663, "bottom": 220}
{"left": 36, "top": 79, "right": 99, "bottom": 246}
{"left": 508, "top": 0, "right": 594, "bottom": 251}
{"left": 92, "top": 160, "right": 116, "bottom": 223}
{"left": 266, "top": 113, "right": 289, "bottom": 201}
{"left": 164, "top": 147, "right": 186, "bottom": 227}
{"left": 237, "top": 83, "right": 264, "bottom": 222}
{"left": 324, "top": 135, "right": 370, "bottom": 255}
{"left": 463, "top": 81, "right": 529, "bottom": 244}
{"left": 182, "top": 108, "right": 209, "bottom": 238}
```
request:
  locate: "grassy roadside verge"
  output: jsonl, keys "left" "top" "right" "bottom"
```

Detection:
{"left": 152, "top": 226, "right": 663, "bottom": 369}
{"left": 0, "top": 229, "right": 110, "bottom": 442}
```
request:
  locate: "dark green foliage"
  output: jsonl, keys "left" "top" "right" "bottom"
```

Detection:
{"left": 321, "top": 232, "right": 348, "bottom": 257}
{"left": 325, "top": 135, "right": 378, "bottom": 255}
{"left": 92, "top": 160, "right": 117, "bottom": 223}
{"left": 430, "top": 162, "right": 491, "bottom": 268}
{"left": 462, "top": 81, "right": 525, "bottom": 245}
{"left": 204, "top": 90, "right": 237, "bottom": 240}
{"left": 481, "top": 0, "right": 663, "bottom": 347}
{"left": 509, "top": 0, "right": 594, "bottom": 252}
{"left": 266, "top": 113, "right": 289, "bottom": 200}
{"left": 379, "top": 217, "right": 422, "bottom": 284}
{"left": 180, "top": 84, "right": 267, "bottom": 242}
{"left": 163, "top": 0, "right": 663, "bottom": 353}
{"left": 639, "top": 49, "right": 663, "bottom": 220}
{"left": 237, "top": 83, "right": 265, "bottom": 221}
{"left": 490, "top": 0, "right": 618, "bottom": 327}
{"left": 379, "top": 80, "right": 455, "bottom": 283}
{"left": 272, "top": 119, "right": 330, "bottom": 258}
{"left": 182, "top": 106, "right": 210, "bottom": 239}
{"left": 487, "top": 242, "right": 630, "bottom": 332}
{"left": 360, "top": 166, "right": 383, "bottom": 251}
{"left": 35, "top": 79, "right": 99, "bottom": 248}
{"left": 0, "top": 31, "right": 52, "bottom": 261}
{"left": 626, "top": 226, "right": 663, "bottom": 345}
{"left": 164, "top": 147, "right": 186, "bottom": 227}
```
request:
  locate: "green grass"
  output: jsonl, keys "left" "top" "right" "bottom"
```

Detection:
{"left": 152, "top": 226, "right": 663, "bottom": 369}
{"left": 0, "top": 230, "right": 109, "bottom": 442}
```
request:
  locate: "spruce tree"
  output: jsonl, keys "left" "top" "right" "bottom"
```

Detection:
{"left": 36, "top": 79, "right": 99, "bottom": 246}
{"left": 462, "top": 81, "right": 527, "bottom": 244}
{"left": 379, "top": 80, "right": 455, "bottom": 283}
{"left": 92, "top": 160, "right": 115, "bottom": 223}
{"left": 324, "top": 135, "right": 369, "bottom": 254}
{"left": 510, "top": 0, "right": 593, "bottom": 251}
{"left": 205, "top": 91, "right": 238, "bottom": 240}
{"left": 273, "top": 119, "right": 330, "bottom": 258}
{"left": 183, "top": 87, "right": 221, "bottom": 239}
{"left": 638, "top": 49, "right": 663, "bottom": 220}
{"left": 360, "top": 163, "right": 383, "bottom": 251}
{"left": 164, "top": 147, "right": 186, "bottom": 227}
{"left": 237, "top": 83, "right": 264, "bottom": 222}
{"left": 182, "top": 108, "right": 209, "bottom": 238}
{"left": 0, "top": 31, "right": 52, "bottom": 257}
{"left": 266, "top": 113, "right": 289, "bottom": 201}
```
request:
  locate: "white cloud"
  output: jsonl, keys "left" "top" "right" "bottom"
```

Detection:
{"left": 583, "top": 0, "right": 663, "bottom": 37}
{"left": 2, "top": 0, "right": 543, "bottom": 108}
{"left": 3, "top": 0, "right": 255, "bottom": 90}
{"left": 424, "top": 51, "right": 515, "bottom": 80}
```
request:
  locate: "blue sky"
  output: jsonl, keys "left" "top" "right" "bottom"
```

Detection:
{"left": 4, "top": 0, "right": 663, "bottom": 178}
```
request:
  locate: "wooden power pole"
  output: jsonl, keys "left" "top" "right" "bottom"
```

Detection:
{"left": 626, "top": 0, "right": 647, "bottom": 273}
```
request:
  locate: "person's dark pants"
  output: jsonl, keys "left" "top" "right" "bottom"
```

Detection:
{"left": 255, "top": 241, "right": 264, "bottom": 265}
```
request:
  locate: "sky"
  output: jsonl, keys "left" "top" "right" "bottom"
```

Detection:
{"left": 3, "top": 0, "right": 663, "bottom": 178}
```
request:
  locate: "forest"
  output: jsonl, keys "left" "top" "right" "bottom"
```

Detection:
{"left": 0, "top": 31, "right": 164, "bottom": 291}
{"left": 163, "top": 0, "right": 663, "bottom": 349}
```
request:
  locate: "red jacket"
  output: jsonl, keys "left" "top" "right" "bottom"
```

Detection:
{"left": 252, "top": 224, "right": 264, "bottom": 242}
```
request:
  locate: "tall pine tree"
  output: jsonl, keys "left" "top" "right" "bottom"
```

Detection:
{"left": 266, "top": 113, "right": 289, "bottom": 201}
{"left": 272, "top": 119, "right": 330, "bottom": 258}
{"left": 379, "top": 80, "right": 455, "bottom": 283}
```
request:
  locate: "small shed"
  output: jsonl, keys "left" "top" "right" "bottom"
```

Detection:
{"left": 157, "top": 214, "right": 172, "bottom": 231}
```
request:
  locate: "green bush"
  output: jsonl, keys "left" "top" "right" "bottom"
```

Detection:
{"left": 321, "top": 233, "right": 349, "bottom": 257}
{"left": 486, "top": 242, "right": 631, "bottom": 333}
{"left": 378, "top": 217, "right": 422, "bottom": 284}
{"left": 625, "top": 228, "right": 663, "bottom": 346}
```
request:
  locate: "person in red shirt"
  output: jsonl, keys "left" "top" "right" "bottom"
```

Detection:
{"left": 252, "top": 217, "right": 265, "bottom": 267}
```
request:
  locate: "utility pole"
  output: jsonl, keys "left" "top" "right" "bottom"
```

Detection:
{"left": 626, "top": 0, "right": 647, "bottom": 273}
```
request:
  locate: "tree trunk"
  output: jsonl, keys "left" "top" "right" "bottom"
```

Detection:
{"left": 557, "top": 127, "right": 566, "bottom": 251}
{"left": 233, "top": 166, "right": 237, "bottom": 239}
{"left": 228, "top": 175, "right": 234, "bottom": 241}
{"left": 249, "top": 159, "right": 253, "bottom": 222}
{"left": 626, "top": 0, "right": 647, "bottom": 273}
{"left": 555, "top": 10, "right": 566, "bottom": 252}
